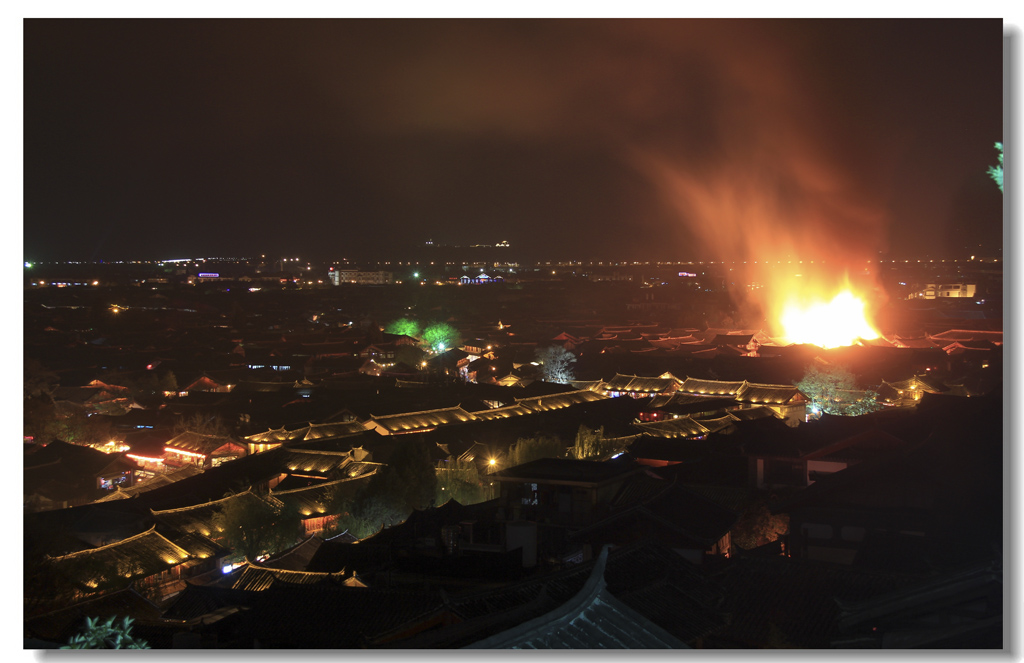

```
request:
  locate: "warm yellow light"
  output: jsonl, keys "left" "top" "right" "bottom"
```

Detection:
{"left": 779, "top": 290, "right": 879, "bottom": 349}
{"left": 488, "top": 458, "right": 497, "bottom": 466}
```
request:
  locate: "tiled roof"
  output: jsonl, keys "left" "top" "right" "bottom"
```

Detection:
{"left": 465, "top": 546, "right": 688, "bottom": 649}
{"left": 260, "top": 535, "right": 324, "bottom": 572}
{"left": 25, "top": 585, "right": 164, "bottom": 644}
{"left": 633, "top": 416, "right": 710, "bottom": 438}
{"left": 301, "top": 421, "right": 370, "bottom": 440}
{"left": 230, "top": 561, "right": 348, "bottom": 591}
{"left": 679, "top": 378, "right": 745, "bottom": 396}
{"left": 95, "top": 465, "right": 203, "bottom": 502}
{"left": 151, "top": 490, "right": 278, "bottom": 538}
{"left": 927, "top": 329, "right": 1002, "bottom": 345}
{"left": 515, "top": 389, "right": 606, "bottom": 412}
{"left": 47, "top": 526, "right": 193, "bottom": 585}
{"left": 164, "top": 431, "right": 245, "bottom": 456}
{"left": 393, "top": 539, "right": 727, "bottom": 648}
{"left": 472, "top": 404, "right": 533, "bottom": 420}
{"left": 735, "top": 381, "right": 804, "bottom": 405}
{"left": 602, "top": 374, "right": 678, "bottom": 394}
{"left": 271, "top": 472, "right": 377, "bottom": 516}
{"left": 244, "top": 427, "right": 307, "bottom": 443}
{"left": 728, "top": 406, "right": 783, "bottom": 421}
{"left": 367, "top": 406, "right": 477, "bottom": 433}
{"left": 281, "top": 448, "right": 357, "bottom": 475}
{"left": 695, "top": 415, "right": 737, "bottom": 434}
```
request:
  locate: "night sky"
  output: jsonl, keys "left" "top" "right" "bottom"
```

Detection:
{"left": 23, "top": 19, "right": 1004, "bottom": 263}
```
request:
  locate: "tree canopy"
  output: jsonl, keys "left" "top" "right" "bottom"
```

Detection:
{"left": 988, "top": 141, "right": 1003, "bottom": 193}
{"left": 211, "top": 493, "right": 301, "bottom": 562}
{"left": 796, "top": 364, "right": 880, "bottom": 417}
{"left": 507, "top": 433, "right": 566, "bottom": 468}
{"left": 421, "top": 322, "right": 462, "bottom": 353}
{"left": 534, "top": 345, "right": 577, "bottom": 384}
{"left": 385, "top": 318, "right": 421, "bottom": 337}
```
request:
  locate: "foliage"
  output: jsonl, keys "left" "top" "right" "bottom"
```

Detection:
{"left": 211, "top": 493, "right": 301, "bottom": 562}
{"left": 988, "top": 141, "right": 1003, "bottom": 193}
{"left": 62, "top": 616, "right": 149, "bottom": 649}
{"left": 421, "top": 322, "right": 462, "bottom": 353}
{"left": 385, "top": 318, "right": 421, "bottom": 338}
{"left": 117, "top": 371, "right": 177, "bottom": 400}
{"left": 376, "top": 440, "right": 439, "bottom": 511}
{"left": 45, "top": 408, "right": 114, "bottom": 446}
{"left": 569, "top": 425, "right": 620, "bottom": 460}
{"left": 795, "top": 364, "right": 880, "bottom": 416}
{"left": 339, "top": 494, "right": 410, "bottom": 540}
{"left": 395, "top": 344, "right": 427, "bottom": 368}
{"left": 174, "top": 412, "right": 231, "bottom": 437}
{"left": 534, "top": 345, "right": 577, "bottom": 384}
{"left": 436, "top": 458, "right": 489, "bottom": 505}
{"left": 24, "top": 358, "right": 59, "bottom": 401}
{"left": 508, "top": 433, "right": 566, "bottom": 468}
{"left": 731, "top": 496, "right": 790, "bottom": 550}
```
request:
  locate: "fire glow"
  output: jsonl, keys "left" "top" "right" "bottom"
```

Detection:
{"left": 778, "top": 290, "right": 880, "bottom": 349}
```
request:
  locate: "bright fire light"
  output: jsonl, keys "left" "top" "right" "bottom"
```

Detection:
{"left": 779, "top": 290, "right": 880, "bottom": 349}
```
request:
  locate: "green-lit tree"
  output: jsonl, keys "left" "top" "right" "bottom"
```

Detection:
{"left": 796, "top": 364, "right": 880, "bottom": 417}
{"left": 988, "top": 142, "right": 1003, "bottom": 193}
{"left": 385, "top": 318, "right": 421, "bottom": 337}
{"left": 421, "top": 322, "right": 462, "bottom": 353}
{"left": 534, "top": 345, "right": 577, "bottom": 384}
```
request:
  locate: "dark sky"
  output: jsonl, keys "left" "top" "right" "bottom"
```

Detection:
{"left": 23, "top": 19, "right": 1003, "bottom": 263}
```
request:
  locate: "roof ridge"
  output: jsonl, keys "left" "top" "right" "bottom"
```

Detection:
{"left": 47, "top": 524, "right": 191, "bottom": 561}
{"left": 151, "top": 487, "right": 255, "bottom": 514}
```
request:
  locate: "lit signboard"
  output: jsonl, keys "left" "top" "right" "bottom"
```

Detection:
{"left": 198, "top": 273, "right": 220, "bottom": 278}
{"left": 678, "top": 272, "right": 697, "bottom": 277}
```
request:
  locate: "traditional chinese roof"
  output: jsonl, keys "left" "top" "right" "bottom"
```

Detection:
{"left": 695, "top": 415, "right": 737, "bottom": 434}
{"left": 471, "top": 403, "right": 533, "bottom": 420}
{"left": 465, "top": 546, "right": 688, "bottom": 649}
{"left": 46, "top": 525, "right": 193, "bottom": 585}
{"left": 633, "top": 417, "right": 711, "bottom": 439}
{"left": 388, "top": 539, "right": 726, "bottom": 648}
{"left": 281, "top": 448, "right": 358, "bottom": 475}
{"left": 728, "top": 406, "right": 784, "bottom": 421}
{"left": 735, "top": 381, "right": 806, "bottom": 405}
{"left": 93, "top": 465, "right": 203, "bottom": 502}
{"left": 271, "top": 472, "right": 377, "bottom": 517}
{"left": 24, "top": 585, "right": 164, "bottom": 644}
{"left": 885, "top": 375, "right": 947, "bottom": 394}
{"left": 244, "top": 426, "right": 307, "bottom": 444}
{"left": 230, "top": 561, "right": 349, "bottom": 592}
{"left": 260, "top": 535, "right": 325, "bottom": 572}
{"left": 514, "top": 389, "right": 605, "bottom": 412}
{"left": 890, "top": 336, "right": 942, "bottom": 349}
{"left": 928, "top": 329, "right": 1003, "bottom": 345}
{"left": 150, "top": 490, "right": 280, "bottom": 538}
{"left": 367, "top": 406, "right": 477, "bottom": 434}
{"left": 679, "top": 378, "right": 745, "bottom": 396}
{"left": 164, "top": 431, "right": 246, "bottom": 456}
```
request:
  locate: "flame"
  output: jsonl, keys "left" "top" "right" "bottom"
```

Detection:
{"left": 778, "top": 289, "right": 880, "bottom": 348}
